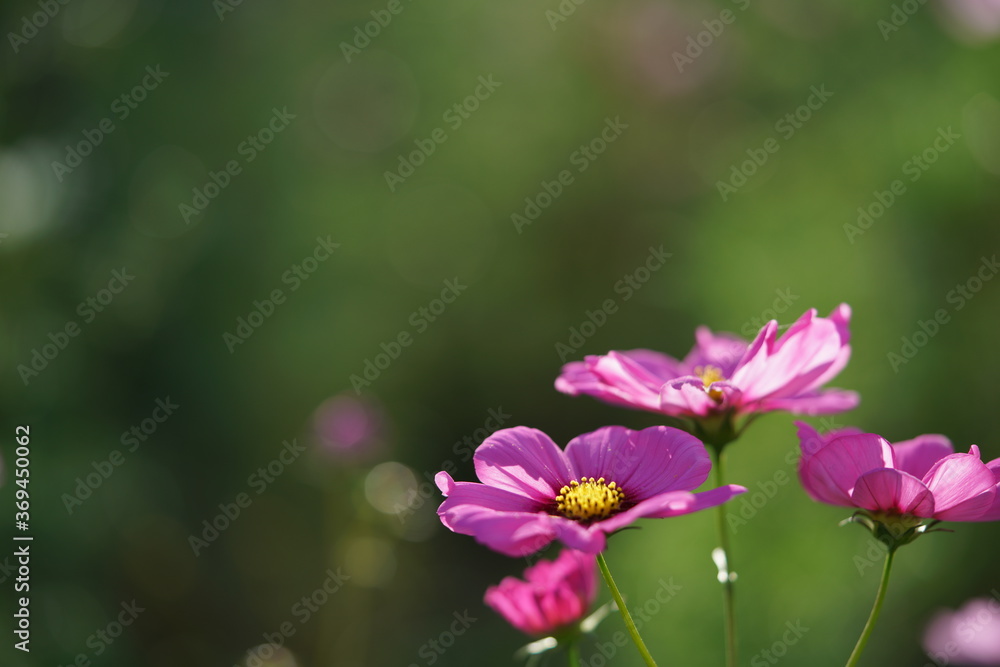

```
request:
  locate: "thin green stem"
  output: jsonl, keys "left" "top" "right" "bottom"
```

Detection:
{"left": 845, "top": 549, "right": 896, "bottom": 667}
{"left": 596, "top": 553, "right": 658, "bottom": 667}
{"left": 567, "top": 640, "right": 582, "bottom": 667}
{"left": 712, "top": 447, "right": 737, "bottom": 667}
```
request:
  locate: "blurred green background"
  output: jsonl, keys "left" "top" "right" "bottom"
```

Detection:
{"left": 2, "top": 0, "right": 1000, "bottom": 665}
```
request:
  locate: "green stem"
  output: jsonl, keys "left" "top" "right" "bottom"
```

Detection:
{"left": 845, "top": 549, "right": 896, "bottom": 667}
{"left": 597, "top": 553, "right": 658, "bottom": 667}
{"left": 567, "top": 639, "right": 582, "bottom": 667}
{"left": 711, "top": 447, "right": 737, "bottom": 667}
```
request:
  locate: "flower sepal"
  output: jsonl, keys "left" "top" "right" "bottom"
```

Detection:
{"left": 690, "top": 411, "right": 738, "bottom": 450}
{"left": 839, "top": 511, "right": 949, "bottom": 551}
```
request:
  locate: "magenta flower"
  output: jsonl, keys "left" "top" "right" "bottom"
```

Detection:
{"left": 796, "top": 422, "right": 1000, "bottom": 542}
{"left": 435, "top": 425, "right": 745, "bottom": 556}
{"left": 924, "top": 596, "right": 1000, "bottom": 666}
{"left": 485, "top": 549, "right": 598, "bottom": 636}
{"left": 555, "top": 305, "right": 857, "bottom": 426}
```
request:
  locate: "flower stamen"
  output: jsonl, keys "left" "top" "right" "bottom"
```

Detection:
{"left": 555, "top": 477, "right": 625, "bottom": 522}
{"left": 695, "top": 365, "right": 726, "bottom": 402}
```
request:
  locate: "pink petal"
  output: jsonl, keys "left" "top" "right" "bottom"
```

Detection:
{"left": 727, "top": 320, "right": 779, "bottom": 393}
{"left": 474, "top": 427, "right": 573, "bottom": 503}
{"left": 973, "top": 459, "right": 1000, "bottom": 521}
{"left": 436, "top": 475, "right": 541, "bottom": 513}
{"left": 550, "top": 518, "right": 607, "bottom": 553}
{"left": 850, "top": 468, "right": 935, "bottom": 517}
{"left": 795, "top": 421, "right": 863, "bottom": 472}
{"left": 564, "top": 425, "right": 711, "bottom": 499}
{"left": 616, "top": 348, "right": 686, "bottom": 380}
{"left": 562, "top": 426, "right": 633, "bottom": 483}
{"left": 659, "top": 378, "right": 736, "bottom": 417}
{"left": 891, "top": 435, "right": 954, "bottom": 479}
{"left": 485, "top": 583, "right": 548, "bottom": 635}
{"left": 754, "top": 388, "right": 860, "bottom": 416}
{"left": 597, "top": 485, "right": 745, "bottom": 533}
{"left": 733, "top": 308, "right": 848, "bottom": 402}
{"left": 587, "top": 352, "right": 668, "bottom": 410}
{"left": 924, "top": 447, "right": 998, "bottom": 520}
{"left": 800, "top": 434, "right": 894, "bottom": 507}
{"left": 555, "top": 361, "right": 657, "bottom": 411}
{"left": 440, "top": 509, "right": 558, "bottom": 557}
{"left": 683, "top": 327, "right": 749, "bottom": 377}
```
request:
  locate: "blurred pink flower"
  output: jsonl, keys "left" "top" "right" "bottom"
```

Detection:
{"left": 939, "top": 0, "right": 1000, "bottom": 42}
{"left": 435, "top": 425, "right": 744, "bottom": 556}
{"left": 924, "top": 596, "right": 1000, "bottom": 665}
{"left": 312, "top": 394, "right": 384, "bottom": 460}
{"left": 555, "top": 305, "right": 857, "bottom": 427}
{"left": 484, "top": 549, "right": 598, "bottom": 636}
{"left": 796, "top": 423, "right": 1000, "bottom": 530}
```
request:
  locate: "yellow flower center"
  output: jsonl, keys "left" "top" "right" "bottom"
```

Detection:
{"left": 694, "top": 365, "right": 726, "bottom": 402}
{"left": 695, "top": 365, "right": 725, "bottom": 386}
{"left": 555, "top": 477, "right": 625, "bottom": 522}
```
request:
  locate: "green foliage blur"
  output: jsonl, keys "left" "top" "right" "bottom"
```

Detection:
{"left": 2, "top": 0, "right": 1000, "bottom": 665}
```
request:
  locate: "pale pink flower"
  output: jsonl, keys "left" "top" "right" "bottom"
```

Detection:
{"left": 556, "top": 305, "right": 857, "bottom": 425}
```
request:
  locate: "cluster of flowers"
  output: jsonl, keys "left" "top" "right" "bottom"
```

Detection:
{"left": 435, "top": 304, "right": 1000, "bottom": 666}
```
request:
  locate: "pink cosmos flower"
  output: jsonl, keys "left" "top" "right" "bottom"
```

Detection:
{"left": 924, "top": 596, "right": 1000, "bottom": 666}
{"left": 555, "top": 305, "right": 857, "bottom": 422}
{"left": 484, "top": 549, "right": 598, "bottom": 636}
{"left": 796, "top": 422, "right": 1000, "bottom": 524}
{"left": 435, "top": 425, "right": 745, "bottom": 556}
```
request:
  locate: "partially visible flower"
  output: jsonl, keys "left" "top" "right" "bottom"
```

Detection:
{"left": 938, "top": 0, "right": 1000, "bottom": 43}
{"left": 796, "top": 424, "right": 1000, "bottom": 546}
{"left": 555, "top": 305, "right": 857, "bottom": 442}
{"left": 312, "top": 394, "right": 385, "bottom": 461}
{"left": 435, "top": 425, "right": 745, "bottom": 556}
{"left": 485, "top": 549, "right": 598, "bottom": 636}
{"left": 924, "top": 596, "right": 1000, "bottom": 666}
